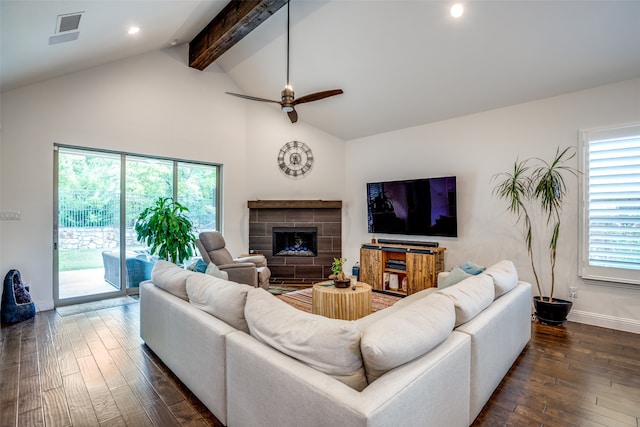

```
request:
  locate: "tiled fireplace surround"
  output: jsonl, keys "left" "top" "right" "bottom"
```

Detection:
{"left": 248, "top": 200, "right": 342, "bottom": 284}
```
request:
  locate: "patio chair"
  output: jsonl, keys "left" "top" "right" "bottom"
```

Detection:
{"left": 102, "top": 250, "right": 156, "bottom": 289}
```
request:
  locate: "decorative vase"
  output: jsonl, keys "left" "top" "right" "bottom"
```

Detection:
{"left": 533, "top": 296, "right": 573, "bottom": 326}
{"left": 334, "top": 279, "right": 351, "bottom": 289}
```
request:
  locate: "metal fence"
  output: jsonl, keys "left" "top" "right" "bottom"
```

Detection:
{"left": 58, "top": 191, "right": 216, "bottom": 231}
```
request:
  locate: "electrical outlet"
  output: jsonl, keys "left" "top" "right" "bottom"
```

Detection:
{"left": 569, "top": 286, "right": 578, "bottom": 299}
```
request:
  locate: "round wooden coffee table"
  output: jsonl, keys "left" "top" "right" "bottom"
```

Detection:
{"left": 311, "top": 281, "right": 372, "bottom": 320}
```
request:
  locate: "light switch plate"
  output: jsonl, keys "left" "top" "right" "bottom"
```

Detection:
{"left": 0, "top": 211, "right": 22, "bottom": 220}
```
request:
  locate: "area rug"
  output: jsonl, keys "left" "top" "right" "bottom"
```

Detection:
{"left": 267, "top": 285, "right": 303, "bottom": 296}
{"left": 56, "top": 296, "right": 138, "bottom": 316}
{"left": 278, "top": 288, "right": 402, "bottom": 314}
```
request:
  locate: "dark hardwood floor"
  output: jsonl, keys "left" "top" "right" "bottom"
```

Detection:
{"left": 474, "top": 320, "right": 640, "bottom": 427}
{"left": 1, "top": 300, "right": 639, "bottom": 427}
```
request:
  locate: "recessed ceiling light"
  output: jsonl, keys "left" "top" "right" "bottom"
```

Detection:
{"left": 450, "top": 3, "right": 464, "bottom": 18}
{"left": 128, "top": 26, "right": 140, "bottom": 35}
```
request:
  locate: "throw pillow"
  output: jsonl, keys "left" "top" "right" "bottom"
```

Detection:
{"left": 186, "top": 273, "right": 252, "bottom": 333}
{"left": 461, "top": 262, "right": 485, "bottom": 275}
{"left": 186, "top": 258, "right": 210, "bottom": 273}
{"left": 244, "top": 288, "right": 367, "bottom": 391}
{"left": 439, "top": 266, "right": 471, "bottom": 289}
{"left": 205, "top": 262, "right": 229, "bottom": 280}
{"left": 191, "top": 259, "right": 208, "bottom": 273}
{"left": 360, "top": 292, "right": 455, "bottom": 383}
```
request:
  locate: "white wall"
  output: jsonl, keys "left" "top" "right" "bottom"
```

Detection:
{"left": 0, "top": 44, "right": 345, "bottom": 310}
{"left": 239, "top": 102, "right": 346, "bottom": 248}
{"left": 344, "top": 77, "right": 640, "bottom": 333}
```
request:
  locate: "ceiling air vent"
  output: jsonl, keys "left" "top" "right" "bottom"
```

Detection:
{"left": 49, "top": 12, "right": 83, "bottom": 45}
{"left": 58, "top": 13, "right": 82, "bottom": 32}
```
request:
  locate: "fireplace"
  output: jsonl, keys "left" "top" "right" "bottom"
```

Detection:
{"left": 273, "top": 227, "right": 317, "bottom": 257}
{"left": 248, "top": 200, "right": 342, "bottom": 284}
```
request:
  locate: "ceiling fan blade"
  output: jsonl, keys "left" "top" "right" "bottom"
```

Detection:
{"left": 287, "top": 109, "right": 298, "bottom": 123}
{"left": 225, "top": 92, "right": 280, "bottom": 104}
{"left": 293, "top": 89, "right": 344, "bottom": 105}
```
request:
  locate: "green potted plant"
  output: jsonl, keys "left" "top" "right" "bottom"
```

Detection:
{"left": 134, "top": 197, "right": 196, "bottom": 265}
{"left": 330, "top": 257, "right": 350, "bottom": 288}
{"left": 493, "top": 147, "right": 579, "bottom": 325}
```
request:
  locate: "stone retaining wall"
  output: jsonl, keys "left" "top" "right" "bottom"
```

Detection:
{"left": 58, "top": 227, "right": 140, "bottom": 250}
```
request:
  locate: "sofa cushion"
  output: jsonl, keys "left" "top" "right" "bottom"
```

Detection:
{"left": 354, "top": 288, "right": 436, "bottom": 332}
{"left": 484, "top": 260, "right": 519, "bottom": 298}
{"left": 151, "top": 260, "right": 194, "bottom": 301}
{"left": 245, "top": 288, "right": 367, "bottom": 391}
{"left": 393, "top": 287, "right": 438, "bottom": 308}
{"left": 438, "top": 274, "right": 495, "bottom": 326}
{"left": 360, "top": 293, "right": 455, "bottom": 383}
{"left": 186, "top": 273, "right": 252, "bottom": 333}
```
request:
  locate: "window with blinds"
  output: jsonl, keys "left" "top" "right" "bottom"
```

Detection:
{"left": 579, "top": 124, "right": 640, "bottom": 285}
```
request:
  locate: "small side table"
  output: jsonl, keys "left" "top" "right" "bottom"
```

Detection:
{"left": 312, "top": 281, "right": 372, "bottom": 320}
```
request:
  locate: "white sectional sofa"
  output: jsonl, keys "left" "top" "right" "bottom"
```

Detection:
{"left": 140, "top": 260, "right": 531, "bottom": 427}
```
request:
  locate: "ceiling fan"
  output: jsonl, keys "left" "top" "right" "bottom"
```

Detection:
{"left": 225, "top": 0, "right": 343, "bottom": 124}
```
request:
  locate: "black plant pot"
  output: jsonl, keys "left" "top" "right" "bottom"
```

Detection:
{"left": 533, "top": 296, "right": 573, "bottom": 326}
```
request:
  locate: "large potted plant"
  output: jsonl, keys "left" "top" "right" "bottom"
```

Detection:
{"left": 493, "top": 147, "right": 578, "bottom": 325}
{"left": 134, "top": 197, "right": 196, "bottom": 265}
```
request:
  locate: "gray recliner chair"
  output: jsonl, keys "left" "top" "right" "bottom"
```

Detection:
{"left": 196, "top": 231, "right": 271, "bottom": 289}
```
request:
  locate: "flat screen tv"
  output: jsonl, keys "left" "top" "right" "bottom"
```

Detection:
{"left": 367, "top": 176, "right": 457, "bottom": 237}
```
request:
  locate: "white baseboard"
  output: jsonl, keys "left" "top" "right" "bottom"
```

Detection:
{"left": 568, "top": 309, "right": 640, "bottom": 334}
{"left": 34, "top": 300, "right": 54, "bottom": 312}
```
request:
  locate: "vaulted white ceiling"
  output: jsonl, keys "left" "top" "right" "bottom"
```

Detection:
{"left": 2, "top": 1, "right": 640, "bottom": 141}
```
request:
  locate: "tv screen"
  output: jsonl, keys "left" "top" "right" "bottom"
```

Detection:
{"left": 367, "top": 176, "right": 457, "bottom": 237}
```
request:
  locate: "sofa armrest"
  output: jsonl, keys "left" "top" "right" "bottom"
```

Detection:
{"left": 454, "top": 281, "right": 532, "bottom": 424}
{"left": 226, "top": 331, "right": 471, "bottom": 427}
{"left": 217, "top": 263, "right": 257, "bottom": 287}
{"left": 234, "top": 255, "right": 267, "bottom": 268}
{"left": 140, "top": 282, "right": 236, "bottom": 424}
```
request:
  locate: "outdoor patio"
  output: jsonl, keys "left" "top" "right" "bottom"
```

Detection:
{"left": 58, "top": 268, "right": 121, "bottom": 300}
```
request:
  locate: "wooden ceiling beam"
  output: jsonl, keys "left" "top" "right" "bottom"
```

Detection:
{"left": 189, "top": 0, "right": 288, "bottom": 71}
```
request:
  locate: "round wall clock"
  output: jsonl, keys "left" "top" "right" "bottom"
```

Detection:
{"left": 277, "top": 141, "right": 314, "bottom": 178}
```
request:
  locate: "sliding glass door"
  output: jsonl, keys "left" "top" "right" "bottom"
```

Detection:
{"left": 54, "top": 146, "right": 220, "bottom": 307}
{"left": 55, "top": 147, "right": 124, "bottom": 304}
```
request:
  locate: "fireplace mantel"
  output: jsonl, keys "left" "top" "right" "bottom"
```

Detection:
{"left": 248, "top": 200, "right": 341, "bottom": 209}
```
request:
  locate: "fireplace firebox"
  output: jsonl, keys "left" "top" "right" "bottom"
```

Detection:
{"left": 273, "top": 227, "right": 318, "bottom": 257}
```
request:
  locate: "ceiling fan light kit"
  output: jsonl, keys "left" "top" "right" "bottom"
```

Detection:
{"left": 225, "top": 0, "right": 343, "bottom": 123}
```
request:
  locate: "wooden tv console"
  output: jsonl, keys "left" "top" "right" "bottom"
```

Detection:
{"left": 359, "top": 243, "right": 445, "bottom": 296}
